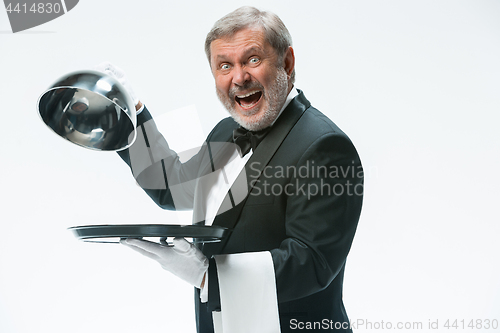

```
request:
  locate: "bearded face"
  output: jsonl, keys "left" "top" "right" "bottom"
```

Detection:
{"left": 210, "top": 28, "right": 292, "bottom": 131}
{"left": 216, "top": 66, "right": 288, "bottom": 131}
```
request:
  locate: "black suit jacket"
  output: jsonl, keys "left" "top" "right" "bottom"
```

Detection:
{"left": 118, "top": 91, "right": 363, "bottom": 333}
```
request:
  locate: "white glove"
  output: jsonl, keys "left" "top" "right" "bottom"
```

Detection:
{"left": 93, "top": 61, "right": 140, "bottom": 106}
{"left": 121, "top": 237, "right": 208, "bottom": 288}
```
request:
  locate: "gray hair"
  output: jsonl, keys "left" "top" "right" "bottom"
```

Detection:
{"left": 205, "top": 6, "right": 295, "bottom": 83}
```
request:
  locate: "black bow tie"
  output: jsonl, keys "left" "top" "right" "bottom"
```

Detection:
{"left": 233, "top": 126, "right": 271, "bottom": 157}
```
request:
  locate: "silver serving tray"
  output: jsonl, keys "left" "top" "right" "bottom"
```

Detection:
{"left": 69, "top": 224, "right": 229, "bottom": 244}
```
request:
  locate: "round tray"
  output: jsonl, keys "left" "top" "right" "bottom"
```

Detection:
{"left": 68, "top": 224, "right": 229, "bottom": 244}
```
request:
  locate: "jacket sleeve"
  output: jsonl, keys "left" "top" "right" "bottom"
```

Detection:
{"left": 116, "top": 106, "right": 212, "bottom": 211}
{"left": 269, "top": 132, "right": 363, "bottom": 302}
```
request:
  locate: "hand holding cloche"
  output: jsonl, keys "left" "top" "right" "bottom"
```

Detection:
{"left": 93, "top": 62, "right": 142, "bottom": 111}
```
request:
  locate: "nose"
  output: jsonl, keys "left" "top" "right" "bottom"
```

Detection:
{"left": 232, "top": 65, "right": 251, "bottom": 86}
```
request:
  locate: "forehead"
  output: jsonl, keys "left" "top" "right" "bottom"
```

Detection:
{"left": 210, "top": 28, "right": 274, "bottom": 62}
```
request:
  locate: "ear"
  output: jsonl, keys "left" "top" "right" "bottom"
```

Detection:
{"left": 283, "top": 46, "right": 295, "bottom": 78}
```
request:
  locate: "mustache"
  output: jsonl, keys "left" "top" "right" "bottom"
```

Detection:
{"left": 228, "top": 81, "right": 264, "bottom": 100}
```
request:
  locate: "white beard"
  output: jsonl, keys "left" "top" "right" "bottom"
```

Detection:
{"left": 217, "top": 67, "right": 289, "bottom": 131}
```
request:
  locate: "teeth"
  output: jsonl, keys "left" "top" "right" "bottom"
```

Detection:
{"left": 236, "top": 91, "right": 260, "bottom": 98}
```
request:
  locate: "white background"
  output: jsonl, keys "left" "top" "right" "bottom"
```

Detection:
{"left": 1, "top": 0, "right": 499, "bottom": 332}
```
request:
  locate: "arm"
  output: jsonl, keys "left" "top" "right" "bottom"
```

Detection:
{"left": 116, "top": 106, "right": 195, "bottom": 210}
{"left": 271, "top": 132, "right": 363, "bottom": 302}
{"left": 117, "top": 105, "right": 220, "bottom": 212}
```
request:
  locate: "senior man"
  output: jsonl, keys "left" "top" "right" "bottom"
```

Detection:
{"left": 106, "top": 6, "right": 363, "bottom": 333}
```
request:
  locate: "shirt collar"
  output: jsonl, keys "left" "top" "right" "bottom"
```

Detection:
{"left": 271, "top": 87, "right": 298, "bottom": 126}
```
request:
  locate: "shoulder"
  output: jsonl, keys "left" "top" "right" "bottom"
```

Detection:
{"left": 205, "top": 117, "right": 238, "bottom": 143}
{"left": 206, "top": 117, "right": 238, "bottom": 142}
{"left": 300, "top": 106, "right": 348, "bottom": 138}
{"left": 291, "top": 92, "right": 356, "bottom": 150}
{"left": 273, "top": 91, "right": 361, "bottom": 169}
{"left": 287, "top": 90, "right": 351, "bottom": 140}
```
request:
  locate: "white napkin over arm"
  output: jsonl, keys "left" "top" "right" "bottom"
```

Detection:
{"left": 212, "top": 251, "right": 281, "bottom": 333}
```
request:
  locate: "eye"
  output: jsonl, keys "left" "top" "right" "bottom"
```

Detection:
{"left": 220, "top": 63, "right": 231, "bottom": 70}
{"left": 249, "top": 57, "right": 260, "bottom": 64}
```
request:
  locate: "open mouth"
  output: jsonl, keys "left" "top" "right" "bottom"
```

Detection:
{"left": 235, "top": 91, "right": 262, "bottom": 109}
